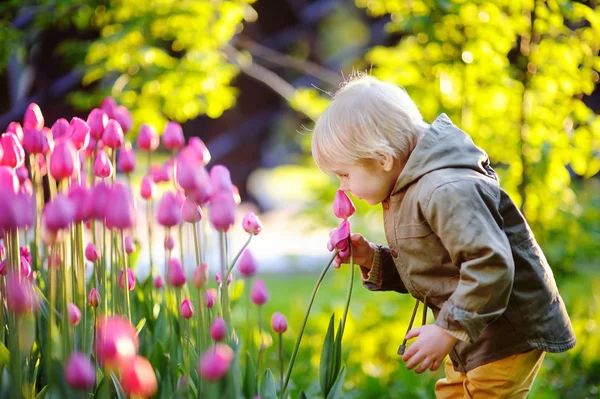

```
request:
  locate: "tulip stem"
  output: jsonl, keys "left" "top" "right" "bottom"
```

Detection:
{"left": 218, "top": 232, "right": 231, "bottom": 331}
{"left": 193, "top": 223, "right": 207, "bottom": 356}
{"left": 224, "top": 233, "right": 253, "bottom": 282}
{"left": 147, "top": 198, "right": 155, "bottom": 276}
{"left": 280, "top": 250, "right": 338, "bottom": 399}
{"left": 340, "top": 240, "right": 354, "bottom": 337}
{"left": 8, "top": 229, "right": 22, "bottom": 396}
{"left": 279, "top": 332, "right": 284, "bottom": 395}
{"left": 120, "top": 230, "right": 132, "bottom": 323}
{"left": 256, "top": 305, "right": 264, "bottom": 373}
{"left": 75, "top": 221, "right": 87, "bottom": 352}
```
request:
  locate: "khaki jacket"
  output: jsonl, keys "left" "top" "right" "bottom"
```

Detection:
{"left": 361, "top": 114, "right": 576, "bottom": 372}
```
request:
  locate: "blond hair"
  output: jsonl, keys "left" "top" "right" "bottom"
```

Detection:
{"left": 311, "top": 73, "right": 428, "bottom": 174}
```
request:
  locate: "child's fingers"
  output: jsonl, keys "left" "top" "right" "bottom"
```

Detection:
{"left": 405, "top": 351, "right": 425, "bottom": 370}
{"left": 415, "top": 357, "right": 432, "bottom": 374}
{"left": 405, "top": 327, "right": 421, "bottom": 341}
{"left": 430, "top": 358, "right": 443, "bottom": 372}
{"left": 401, "top": 342, "right": 418, "bottom": 362}
{"left": 350, "top": 233, "right": 363, "bottom": 242}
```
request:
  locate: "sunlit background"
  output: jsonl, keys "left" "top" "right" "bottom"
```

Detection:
{"left": 1, "top": 0, "right": 599, "bottom": 397}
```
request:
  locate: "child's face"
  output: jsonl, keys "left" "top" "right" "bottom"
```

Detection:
{"left": 333, "top": 158, "right": 400, "bottom": 205}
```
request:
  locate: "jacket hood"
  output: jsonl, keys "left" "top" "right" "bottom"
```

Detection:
{"left": 392, "top": 114, "right": 493, "bottom": 194}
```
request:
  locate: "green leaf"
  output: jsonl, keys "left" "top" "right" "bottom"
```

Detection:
{"left": 259, "top": 369, "right": 277, "bottom": 399}
{"left": 319, "top": 314, "right": 336, "bottom": 398}
{"left": 325, "top": 367, "right": 346, "bottom": 399}
{"left": 110, "top": 372, "right": 127, "bottom": 399}
{"left": 135, "top": 317, "right": 147, "bottom": 336}
{"left": 333, "top": 319, "right": 343, "bottom": 384}
{"left": 298, "top": 391, "right": 308, "bottom": 399}
{"left": 34, "top": 385, "right": 47, "bottom": 399}
{"left": 243, "top": 352, "right": 257, "bottom": 399}
{"left": 0, "top": 343, "right": 9, "bottom": 368}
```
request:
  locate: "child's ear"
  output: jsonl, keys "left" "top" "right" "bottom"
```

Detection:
{"left": 375, "top": 151, "right": 395, "bottom": 172}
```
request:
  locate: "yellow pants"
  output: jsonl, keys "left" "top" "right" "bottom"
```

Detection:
{"left": 435, "top": 349, "right": 545, "bottom": 399}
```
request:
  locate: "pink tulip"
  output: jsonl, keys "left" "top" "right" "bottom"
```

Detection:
{"left": 215, "top": 271, "right": 232, "bottom": 287}
{"left": 210, "top": 317, "right": 227, "bottom": 341}
{"left": 182, "top": 197, "right": 202, "bottom": 223}
{"left": 41, "top": 128, "right": 54, "bottom": 155}
{"left": 120, "top": 356, "right": 158, "bottom": 398}
{"left": 124, "top": 236, "right": 135, "bottom": 254}
{"left": 166, "top": 258, "right": 186, "bottom": 287}
{"left": 205, "top": 289, "right": 216, "bottom": 308}
{"left": 0, "top": 244, "right": 4, "bottom": 260}
{"left": 20, "top": 256, "right": 32, "bottom": 279}
{"left": 117, "top": 143, "right": 136, "bottom": 173}
{"left": 209, "top": 190, "right": 236, "bottom": 232}
{"left": 153, "top": 275, "right": 164, "bottom": 289}
{"left": 157, "top": 191, "right": 182, "bottom": 227}
{"left": 51, "top": 118, "right": 70, "bottom": 140}
{"left": 242, "top": 212, "right": 263, "bottom": 235}
{"left": 198, "top": 344, "right": 234, "bottom": 381}
{"left": 271, "top": 312, "right": 288, "bottom": 333}
{"left": 163, "top": 234, "right": 175, "bottom": 251}
{"left": 65, "top": 353, "right": 96, "bottom": 390}
{"left": 238, "top": 249, "right": 257, "bottom": 277}
{"left": 5, "top": 272, "right": 39, "bottom": 314}
{"left": 232, "top": 185, "right": 241, "bottom": 205}
{"left": 23, "top": 103, "right": 44, "bottom": 130}
{"left": 0, "top": 261, "right": 7, "bottom": 276}
{"left": 119, "top": 268, "right": 136, "bottom": 291}
{"left": 22, "top": 127, "right": 46, "bottom": 154}
{"left": 137, "top": 124, "right": 159, "bottom": 151}
{"left": 105, "top": 183, "right": 135, "bottom": 229}
{"left": 83, "top": 181, "right": 111, "bottom": 221}
{"left": 93, "top": 149, "right": 112, "bottom": 178}
{"left": 1, "top": 133, "right": 25, "bottom": 168}
{"left": 6, "top": 121, "right": 24, "bottom": 142}
{"left": 162, "top": 121, "right": 185, "bottom": 150}
{"left": 87, "top": 108, "right": 108, "bottom": 140}
{"left": 114, "top": 105, "right": 132, "bottom": 132}
{"left": 20, "top": 246, "right": 31, "bottom": 264}
{"left": 180, "top": 299, "right": 194, "bottom": 319}
{"left": 192, "top": 262, "right": 208, "bottom": 288}
{"left": 188, "top": 137, "right": 211, "bottom": 165}
{"left": 94, "top": 315, "right": 139, "bottom": 370}
{"left": 333, "top": 190, "right": 356, "bottom": 220}
{"left": 43, "top": 194, "right": 76, "bottom": 232}
{"left": 101, "top": 97, "right": 117, "bottom": 118}
{"left": 149, "top": 164, "right": 170, "bottom": 183}
{"left": 251, "top": 279, "right": 269, "bottom": 306}
{"left": 181, "top": 161, "right": 212, "bottom": 206}
{"left": 0, "top": 166, "right": 18, "bottom": 193}
{"left": 68, "top": 303, "right": 82, "bottom": 325}
{"left": 68, "top": 117, "right": 90, "bottom": 151}
{"left": 68, "top": 182, "right": 91, "bottom": 222}
{"left": 102, "top": 119, "right": 124, "bottom": 149}
{"left": 140, "top": 176, "right": 156, "bottom": 200}
{"left": 175, "top": 152, "right": 200, "bottom": 192}
{"left": 328, "top": 220, "right": 351, "bottom": 260}
{"left": 15, "top": 165, "right": 28, "bottom": 183}
{"left": 89, "top": 288, "right": 100, "bottom": 307}
{"left": 50, "top": 138, "right": 78, "bottom": 181}
{"left": 209, "top": 165, "right": 233, "bottom": 193}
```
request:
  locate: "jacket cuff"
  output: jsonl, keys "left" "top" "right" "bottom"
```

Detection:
{"left": 360, "top": 246, "right": 381, "bottom": 291}
{"left": 435, "top": 301, "right": 488, "bottom": 343}
{"left": 441, "top": 328, "right": 471, "bottom": 343}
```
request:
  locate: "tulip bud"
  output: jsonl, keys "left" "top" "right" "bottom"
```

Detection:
{"left": 51, "top": 118, "right": 70, "bottom": 140}
{"left": 89, "top": 288, "right": 100, "bottom": 308}
{"left": 43, "top": 194, "right": 76, "bottom": 232}
{"left": 101, "top": 97, "right": 117, "bottom": 118}
{"left": 205, "top": 289, "right": 216, "bottom": 308}
{"left": 238, "top": 249, "right": 257, "bottom": 278}
{"left": 124, "top": 236, "right": 135, "bottom": 254}
{"left": 150, "top": 164, "right": 170, "bottom": 183}
{"left": 242, "top": 212, "right": 263, "bottom": 235}
{"left": 65, "top": 353, "right": 96, "bottom": 390}
{"left": 180, "top": 299, "right": 194, "bottom": 319}
{"left": 192, "top": 262, "right": 208, "bottom": 288}
{"left": 15, "top": 165, "right": 28, "bottom": 184}
{"left": 114, "top": 105, "right": 132, "bottom": 133}
{"left": 198, "top": 344, "right": 234, "bottom": 381}
{"left": 166, "top": 258, "right": 186, "bottom": 287}
{"left": 68, "top": 117, "right": 90, "bottom": 151}
{"left": 6, "top": 272, "right": 39, "bottom": 314}
{"left": 251, "top": 279, "right": 269, "bottom": 306}
{"left": 94, "top": 149, "right": 113, "bottom": 178}
{"left": 181, "top": 197, "right": 203, "bottom": 223}
{"left": 120, "top": 356, "right": 158, "bottom": 398}
{"left": 137, "top": 124, "right": 159, "bottom": 151}
{"left": 164, "top": 234, "right": 175, "bottom": 251}
{"left": 20, "top": 256, "right": 32, "bottom": 279}
{"left": 6, "top": 121, "right": 24, "bottom": 142}
{"left": 162, "top": 121, "right": 185, "bottom": 150}
{"left": 333, "top": 190, "right": 356, "bottom": 220}
{"left": 209, "top": 190, "right": 236, "bottom": 232}
{"left": 50, "top": 138, "right": 78, "bottom": 181}
{"left": 119, "top": 268, "right": 136, "bottom": 291}
{"left": 210, "top": 317, "right": 227, "bottom": 341}
{"left": 23, "top": 103, "right": 44, "bottom": 130}
{"left": 153, "top": 275, "right": 165, "bottom": 289}
{"left": 105, "top": 183, "right": 136, "bottom": 229}
{"left": 215, "top": 271, "right": 232, "bottom": 287}
{"left": 209, "top": 165, "right": 233, "bottom": 193}
{"left": 22, "top": 127, "right": 45, "bottom": 154}
{"left": 140, "top": 176, "right": 156, "bottom": 200}
{"left": 188, "top": 137, "right": 211, "bottom": 165}
{"left": 68, "top": 303, "right": 82, "bottom": 325}
{"left": 117, "top": 142, "right": 136, "bottom": 174}
{"left": 157, "top": 191, "right": 182, "bottom": 227}
{"left": 271, "top": 312, "right": 288, "bottom": 333}
{"left": 102, "top": 119, "right": 124, "bottom": 149}
{"left": 68, "top": 182, "right": 91, "bottom": 223}
{"left": 94, "top": 315, "right": 139, "bottom": 370}
{"left": 1, "top": 133, "right": 25, "bottom": 168}
{"left": 87, "top": 108, "right": 108, "bottom": 140}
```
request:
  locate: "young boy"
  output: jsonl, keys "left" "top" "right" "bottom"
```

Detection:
{"left": 311, "top": 74, "right": 576, "bottom": 398}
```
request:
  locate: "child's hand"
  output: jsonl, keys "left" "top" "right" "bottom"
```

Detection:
{"left": 402, "top": 324, "right": 458, "bottom": 374}
{"left": 330, "top": 233, "right": 375, "bottom": 269}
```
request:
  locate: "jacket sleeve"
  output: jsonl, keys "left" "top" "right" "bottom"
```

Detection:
{"left": 360, "top": 245, "right": 408, "bottom": 293}
{"left": 424, "top": 179, "right": 515, "bottom": 343}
